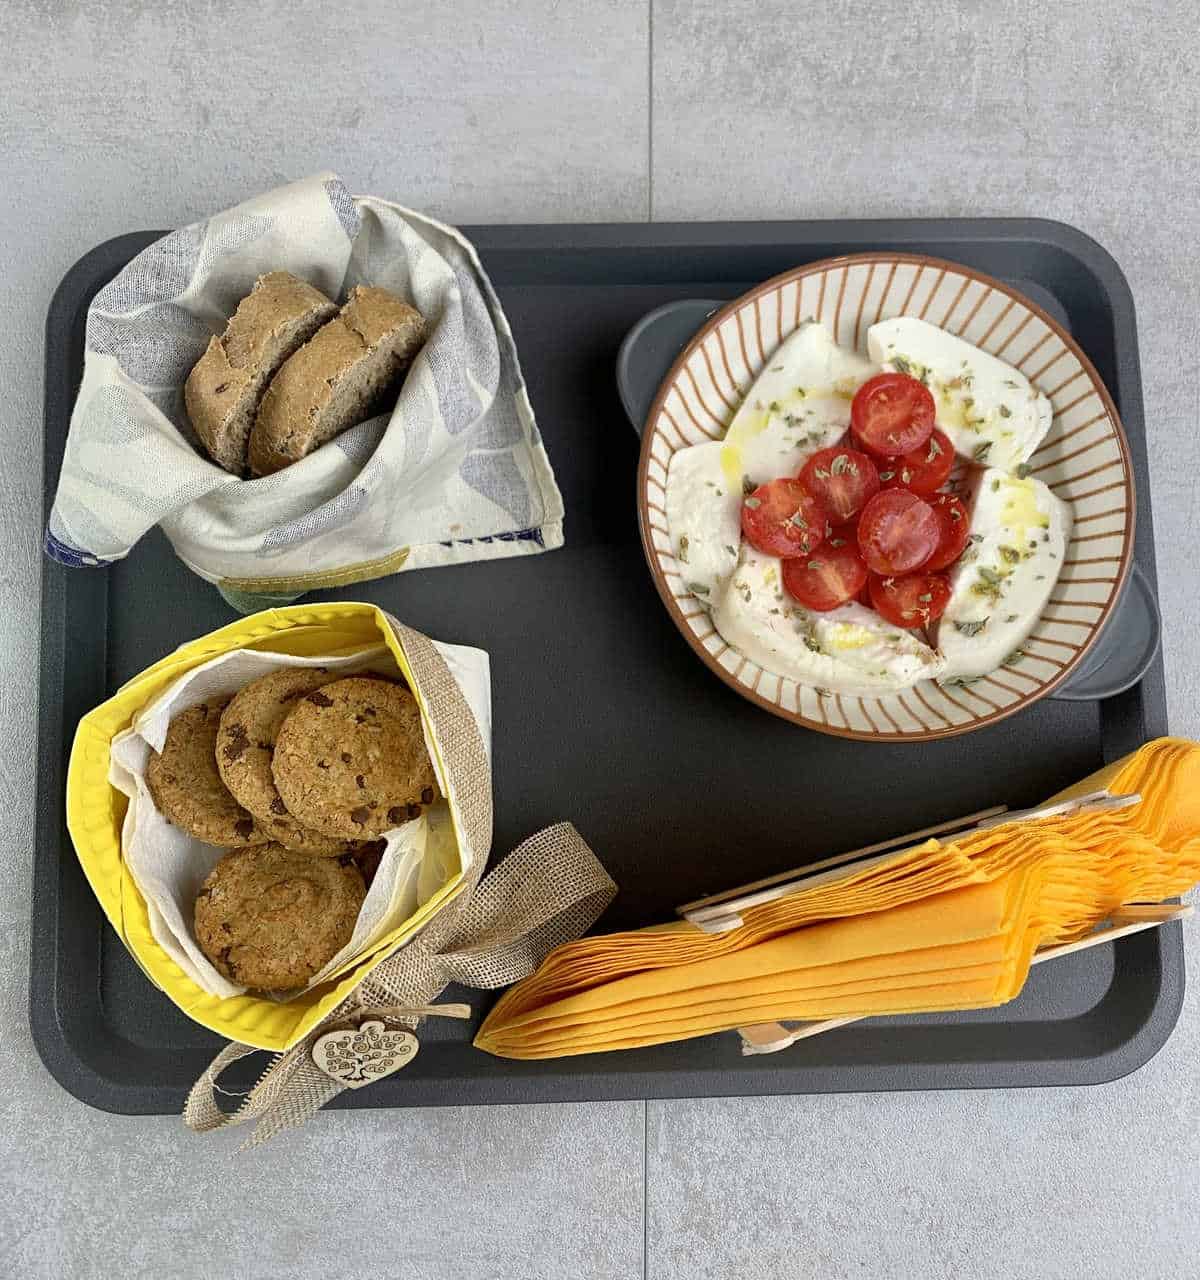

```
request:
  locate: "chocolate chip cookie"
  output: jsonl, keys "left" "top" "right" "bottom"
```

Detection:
{"left": 271, "top": 676, "right": 438, "bottom": 839}
{"left": 194, "top": 843, "right": 365, "bottom": 991}
{"left": 146, "top": 699, "right": 267, "bottom": 846}
{"left": 215, "top": 666, "right": 355, "bottom": 856}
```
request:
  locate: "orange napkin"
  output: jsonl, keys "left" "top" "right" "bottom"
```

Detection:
{"left": 476, "top": 738, "right": 1200, "bottom": 1059}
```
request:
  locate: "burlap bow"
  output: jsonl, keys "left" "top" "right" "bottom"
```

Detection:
{"left": 184, "top": 619, "right": 615, "bottom": 1144}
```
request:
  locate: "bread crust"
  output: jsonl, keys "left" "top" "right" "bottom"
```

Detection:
{"left": 248, "top": 286, "right": 426, "bottom": 476}
{"left": 184, "top": 271, "right": 337, "bottom": 474}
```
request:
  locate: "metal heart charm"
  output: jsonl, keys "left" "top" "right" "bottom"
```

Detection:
{"left": 311, "top": 1020, "right": 419, "bottom": 1089}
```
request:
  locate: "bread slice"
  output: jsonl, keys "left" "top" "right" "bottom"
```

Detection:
{"left": 184, "top": 272, "right": 337, "bottom": 474}
{"left": 248, "top": 286, "right": 427, "bottom": 476}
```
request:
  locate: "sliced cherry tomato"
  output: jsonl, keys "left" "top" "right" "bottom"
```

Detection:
{"left": 868, "top": 572, "right": 952, "bottom": 629}
{"left": 740, "top": 478, "right": 826, "bottom": 558}
{"left": 841, "top": 521, "right": 871, "bottom": 605}
{"left": 799, "top": 447, "right": 880, "bottom": 523}
{"left": 851, "top": 372, "right": 935, "bottom": 459}
{"left": 856, "top": 490, "right": 940, "bottom": 576}
{"left": 921, "top": 494, "right": 972, "bottom": 572}
{"left": 781, "top": 535, "right": 869, "bottom": 612}
{"left": 879, "top": 428, "right": 955, "bottom": 497}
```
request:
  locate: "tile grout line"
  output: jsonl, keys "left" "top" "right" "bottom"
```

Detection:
{"left": 642, "top": 1100, "right": 650, "bottom": 1279}
{"left": 647, "top": 0, "right": 654, "bottom": 221}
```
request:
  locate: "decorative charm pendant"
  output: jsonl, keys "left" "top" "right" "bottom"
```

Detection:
{"left": 311, "top": 1020, "right": 419, "bottom": 1089}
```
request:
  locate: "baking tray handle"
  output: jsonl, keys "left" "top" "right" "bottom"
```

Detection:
{"left": 1048, "top": 562, "right": 1160, "bottom": 701}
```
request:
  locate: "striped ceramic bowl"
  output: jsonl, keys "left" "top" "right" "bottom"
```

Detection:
{"left": 636, "top": 253, "right": 1135, "bottom": 741}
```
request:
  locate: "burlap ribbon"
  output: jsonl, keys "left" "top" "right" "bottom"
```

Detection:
{"left": 183, "top": 618, "right": 615, "bottom": 1144}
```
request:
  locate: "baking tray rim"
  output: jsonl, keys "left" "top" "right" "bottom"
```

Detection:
{"left": 31, "top": 217, "right": 1182, "bottom": 1113}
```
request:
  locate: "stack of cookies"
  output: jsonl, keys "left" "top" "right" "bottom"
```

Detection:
{"left": 146, "top": 667, "right": 438, "bottom": 992}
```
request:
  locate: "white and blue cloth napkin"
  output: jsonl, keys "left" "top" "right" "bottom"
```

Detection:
{"left": 46, "top": 174, "right": 564, "bottom": 602}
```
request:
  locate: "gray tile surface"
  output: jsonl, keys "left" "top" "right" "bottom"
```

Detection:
{"left": 0, "top": 1094, "right": 643, "bottom": 1279}
{"left": 647, "top": 1052, "right": 1199, "bottom": 1279}
{"left": 4, "top": 0, "right": 1200, "bottom": 1275}
{"left": 647, "top": 3, "right": 1199, "bottom": 1277}
{"left": 0, "top": 2, "right": 647, "bottom": 1278}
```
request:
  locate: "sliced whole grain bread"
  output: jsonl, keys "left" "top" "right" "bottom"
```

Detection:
{"left": 184, "top": 272, "right": 338, "bottom": 475}
{"left": 248, "top": 285, "right": 427, "bottom": 476}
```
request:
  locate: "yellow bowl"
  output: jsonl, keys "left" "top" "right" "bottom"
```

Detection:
{"left": 66, "top": 602, "right": 467, "bottom": 1052}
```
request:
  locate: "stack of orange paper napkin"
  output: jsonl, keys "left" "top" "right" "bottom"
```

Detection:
{"left": 476, "top": 738, "right": 1200, "bottom": 1059}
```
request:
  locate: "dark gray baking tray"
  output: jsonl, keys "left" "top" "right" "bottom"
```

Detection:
{"left": 34, "top": 219, "right": 1178, "bottom": 1114}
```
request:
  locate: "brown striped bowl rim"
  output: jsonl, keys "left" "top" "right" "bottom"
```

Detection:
{"left": 635, "top": 251, "right": 1137, "bottom": 742}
